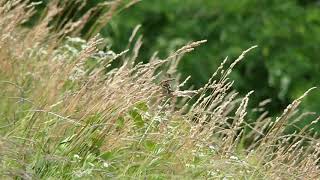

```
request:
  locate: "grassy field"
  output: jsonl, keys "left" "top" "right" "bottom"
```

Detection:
{"left": 0, "top": 1, "right": 319, "bottom": 179}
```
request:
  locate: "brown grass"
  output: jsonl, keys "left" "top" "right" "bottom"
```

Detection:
{"left": 0, "top": 1, "right": 319, "bottom": 179}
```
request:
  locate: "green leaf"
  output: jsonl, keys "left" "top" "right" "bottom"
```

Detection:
{"left": 100, "top": 151, "right": 114, "bottom": 160}
{"left": 144, "top": 140, "right": 157, "bottom": 152}
{"left": 135, "top": 101, "right": 149, "bottom": 112}
{"left": 129, "top": 109, "right": 145, "bottom": 128}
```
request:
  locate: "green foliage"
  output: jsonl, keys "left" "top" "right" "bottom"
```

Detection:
{"left": 105, "top": 0, "right": 320, "bottom": 115}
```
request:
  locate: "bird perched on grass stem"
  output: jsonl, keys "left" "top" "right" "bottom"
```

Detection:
{"left": 160, "top": 78, "right": 175, "bottom": 97}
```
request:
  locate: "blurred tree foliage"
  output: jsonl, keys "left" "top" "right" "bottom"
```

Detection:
{"left": 101, "top": 0, "right": 320, "bottom": 117}
{"left": 26, "top": 0, "right": 320, "bottom": 122}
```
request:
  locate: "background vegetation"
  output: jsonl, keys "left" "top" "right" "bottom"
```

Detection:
{"left": 103, "top": 0, "right": 320, "bottom": 116}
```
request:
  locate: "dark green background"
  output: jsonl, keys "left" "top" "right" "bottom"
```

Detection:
{"left": 29, "top": 0, "right": 320, "bottom": 126}
{"left": 102, "top": 0, "right": 320, "bottom": 117}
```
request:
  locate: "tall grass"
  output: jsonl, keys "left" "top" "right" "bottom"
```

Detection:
{"left": 0, "top": 1, "right": 319, "bottom": 179}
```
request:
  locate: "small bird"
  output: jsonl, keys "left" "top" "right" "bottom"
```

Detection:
{"left": 160, "top": 78, "right": 174, "bottom": 96}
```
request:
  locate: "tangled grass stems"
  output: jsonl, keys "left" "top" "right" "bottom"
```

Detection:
{"left": 0, "top": 1, "right": 319, "bottom": 179}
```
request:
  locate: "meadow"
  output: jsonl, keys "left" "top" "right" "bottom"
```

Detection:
{"left": 0, "top": 1, "right": 319, "bottom": 179}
